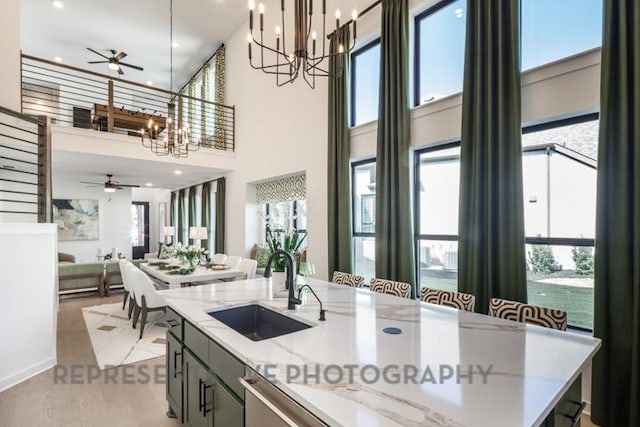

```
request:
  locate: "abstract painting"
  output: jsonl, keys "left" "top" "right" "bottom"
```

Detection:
{"left": 53, "top": 199, "right": 99, "bottom": 241}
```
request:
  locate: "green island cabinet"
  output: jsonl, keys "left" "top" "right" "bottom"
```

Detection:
{"left": 166, "top": 307, "right": 244, "bottom": 427}
{"left": 165, "top": 306, "right": 586, "bottom": 427}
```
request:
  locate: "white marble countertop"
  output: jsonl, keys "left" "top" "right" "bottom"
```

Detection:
{"left": 160, "top": 278, "right": 601, "bottom": 427}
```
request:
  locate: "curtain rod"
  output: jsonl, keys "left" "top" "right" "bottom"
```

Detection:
{"left": 176, "top": 43, "right": 225, "bottom": 93}
{"left": 326, "top": 0, "right": 381, "bottom": 40}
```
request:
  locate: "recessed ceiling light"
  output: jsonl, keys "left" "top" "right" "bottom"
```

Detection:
{"left": 171, "top": 41, "right": 180, "bottom": 48}
{"left": 174, "top": 170, "right": 182, "bottom": 175}
{"left": 54, "top": 56, "right": 63, "bottom": 62}
{"left": 454, "top": 8, "right": 463, "bottom": 18}
{"left": 52, "top": 1, "right": 64, "bottom": 9}
{"left": 145, "top": 182, "right": 153, "bottom": 187}
{"left": 146, "top": 81, "right": 153, "bottom": 86}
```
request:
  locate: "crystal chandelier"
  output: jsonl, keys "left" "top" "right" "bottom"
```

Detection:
{"left": 247, "top": 0, "right": 358, "bottom": 88}
{"left": 141, "top": 0, "right": 198, "bottom": 158}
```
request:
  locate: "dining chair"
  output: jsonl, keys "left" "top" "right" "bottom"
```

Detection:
{"left": 210, "top": 253, "right": 227, "bottom": 264}
{"left": 331, "top": 271, "right": 365, "bottom": 288}
{"left": 420, "top": 287, "right": 475, "bottom": 312}
{"left": 370, "top": 278, "right": 412, "bottom": 299}
{"left": 237, "top": 259, "right": 258, "bottom": 280}
{"left": 118, "top": 260, "right": 136, "bottom": 319}
{"left": 488, "top": 298, "right": 567, "bottom": 331}
{"left": 224, "top": 255, "right": 242, "bottom": 269}
{"left": 129, "top": 266, "right": 167, "bottom": 339}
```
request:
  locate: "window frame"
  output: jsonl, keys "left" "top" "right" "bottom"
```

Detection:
{"left": 351, "top": 158, "right": 377, "bottom": 238}
{"left": 413, "top": 0, "right": 462, "bottom": 107}
{"left": 350, "top": 38, "right": 381, "bottom": 128}
{"left": 412, "top": 113, "right": 598, "bottom": 330}
{"left": 264, "top": 200, "right": 307, "bottom": 241}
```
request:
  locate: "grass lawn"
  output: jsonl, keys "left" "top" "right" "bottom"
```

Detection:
{"left": 420, "top": 272, "right": 594, "bottom": 330}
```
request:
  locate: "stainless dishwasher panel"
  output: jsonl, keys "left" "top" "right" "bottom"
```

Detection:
{"left": 240, "top": 370, "right": 328, "bottom": 427}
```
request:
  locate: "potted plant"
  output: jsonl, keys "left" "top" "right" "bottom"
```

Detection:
{"left": 265, "top": 226, "right": 307, "bottom": 273}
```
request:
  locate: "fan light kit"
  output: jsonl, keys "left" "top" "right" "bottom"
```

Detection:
{"left": 80, "top": 174, "right": 141, "bottom": 193}
{"left": 86, "top": 48, "right": 144, "bottom": 76}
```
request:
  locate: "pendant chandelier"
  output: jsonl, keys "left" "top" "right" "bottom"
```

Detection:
{"left": 247, "top": 0, "right": 358, "bottom": 88}
{"left": 141, "top": 0, "right": 198, "bottom": 158}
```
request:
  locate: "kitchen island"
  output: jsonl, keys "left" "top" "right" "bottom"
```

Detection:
{"left": 160, "top": 278, "right": 600, "bottom": 427}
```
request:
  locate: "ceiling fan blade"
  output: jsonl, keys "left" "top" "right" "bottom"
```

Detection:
{"left": 117, "top": 67, "right": 124, "bottom": 76}
{"left": 119, "top": 62, "right": 144, "bottom": 71}
{"left": 87, "top": 47, "right": 110, "bottom": 60}
{"left": 79, "top": 181, "right": 103, "bottom": 185}
{"left": 84, "top": 184, "right": 104, "bottom": 188}
{"left": 117, "top": 184, "right": 140, "bottom": 188}
{"left": 114, "top": 51, "right": 127, "bottom": 62}
{"left": 87, "top": 61, "right": 108, "bottom": 64}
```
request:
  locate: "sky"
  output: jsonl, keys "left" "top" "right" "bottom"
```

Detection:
{"left": 353, "top": 0, "right": 604, "bottom": 126}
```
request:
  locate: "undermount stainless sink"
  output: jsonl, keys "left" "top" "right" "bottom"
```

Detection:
{"left": 207, "top": 304, "right": 312, "bottom": 341}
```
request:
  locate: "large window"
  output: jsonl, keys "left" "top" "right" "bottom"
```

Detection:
{"left": 351, "top": 40, "right": 380, "bottom": 127}
{"left": 262, "top": 200, "right": 307, "bottom": 250}
{"left": 522, "top": 116, "right": 597, "bottom": 330}
{"left": 521, "top": 0, "right": 603, "bottom": 71}
{"left": 415, "top": 143, "right": 460, "bottom": 293}
{"left": 352, "top": 160, "right": 376, "bottom": 281}
{"left": 412, "top": 115, "right": 598, "bottom": 329}
{"left": 414, "top": 0, "right": 467, "bottom": 106}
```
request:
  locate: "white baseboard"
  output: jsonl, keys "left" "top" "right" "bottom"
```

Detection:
{"left": 0, "top": 357, "right": 56, "bottom": 393}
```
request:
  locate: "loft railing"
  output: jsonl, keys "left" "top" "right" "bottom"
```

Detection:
{"left": 20, "top": 53, "right": 235, "bottom": 152}
{"left": 0, "top": 106, "right": 51, "bottom": 223}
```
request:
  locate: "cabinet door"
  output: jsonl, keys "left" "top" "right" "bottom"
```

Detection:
{"left": 184, "top": 350, "right": 213, "bottom": 427}
{"left": 213, "top": 379, "right": 244, "bottom": 427}
{"left": 166, "top": 331, "right": 183, "bottom": 421}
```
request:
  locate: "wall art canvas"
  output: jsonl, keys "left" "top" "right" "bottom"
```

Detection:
{"left": 53, "top": 199, "right": 99, "bottom": 241}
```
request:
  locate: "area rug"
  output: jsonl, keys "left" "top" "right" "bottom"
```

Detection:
{"left": 82, "top": 302, "right": 168, "bottom": 370}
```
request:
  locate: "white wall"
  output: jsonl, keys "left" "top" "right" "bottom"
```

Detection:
{"left": 53, "top": 175, "right": 132, "bottom": 262}
{"left": 0, "top": 0, "right": 20, "bottom": 111}
{"left": 131, "top": 187, "right": 172, "bottom": 254}
{"left": 225, "top": 18, "right": 330, "bottom": 278}
{"left": 0, "top": 223, "right": 57, "bottom": 392}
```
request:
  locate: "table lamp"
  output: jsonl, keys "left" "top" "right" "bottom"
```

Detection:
{"left": 163, "top": 226, "right": 175, "bottom": 245}
{"left": 189, "top": 226, "right": 208, "bottom": 248}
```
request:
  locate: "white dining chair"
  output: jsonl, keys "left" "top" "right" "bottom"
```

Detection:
{"left": 118, "top": 259, "right": 136, "bottom": 319}
{"left": 211, "top": 253, "right": 227, "bottom": 264}
{"left": 129, "top": 266, "right": 167, "bottom": 339}
{"left": 237, "top": 259, "right": 258, "bottom": 280}
{"left": 224, "top": 255, "right": 242, "bottom": 269}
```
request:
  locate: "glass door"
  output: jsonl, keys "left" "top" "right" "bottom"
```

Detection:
{"left": 131, "top": 201, "right": 150, "bottom": 259}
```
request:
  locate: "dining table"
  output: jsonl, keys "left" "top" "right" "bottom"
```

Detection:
{"left": 140, "top": 262, "right": 245, "bottom": 289}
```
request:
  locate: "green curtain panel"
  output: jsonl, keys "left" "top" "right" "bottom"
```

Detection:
{"left": 215, "top": 177, "right": 226, "bottom": 254}
{"left": 188, "top": 186, "right": 197, "bottom": 245}
{"left": 201, "top": 181, "right": 212, "bottom": 253}
{"left": 214, "top": 46, "right": 226, "bottom": 149}
{"left": 374, "top": 0, "right": 416, "bottom": 297}
{"left": 178, "top": 189, "right": 187, "bottom": 245}
{"left": 592, "top": 1, "right": 640, "bottom": 425}
{"left": 201, "top": 62, "right": 210, "bottom": 145}
{"left": 170, "top": 191, "right": 176, "bottom": 229}
{"left": 327, "top": 26, "right": 353, "bottom": 278}
{"left": 457, "top": 0, "right": 526, "bottom": 314}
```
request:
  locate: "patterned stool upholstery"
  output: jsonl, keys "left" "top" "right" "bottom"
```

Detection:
{"left": 489, "top": 298, "right": 567, "bottom": 331}
{"left": 420, "top": 288, "right": 475, "bottom": 312}
{"left": 370, "top": 278, "right": 411, "bottom": 299}
{"left": 332, "top": 271, "right": 365, "bottom": 288}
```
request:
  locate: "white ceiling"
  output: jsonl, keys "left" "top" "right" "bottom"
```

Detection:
{"left": 20, "top": 0, "right": 247, "bottom": 90}
{"left": 52, "top": 150, "right": 225, "bottom": 190}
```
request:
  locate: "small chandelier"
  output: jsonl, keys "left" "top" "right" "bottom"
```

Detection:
{"left": 140, "top": 0, "right": 199, "bottom": 158}
{"left": 247, "top": 0, "right": 358, "bottom": 88}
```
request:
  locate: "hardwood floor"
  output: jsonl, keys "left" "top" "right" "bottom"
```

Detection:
{"left": 0, "top": 294, "right": 180, "bottom": 427}
{"left": 0, "top": 294, "right": 600, "bottom": 427}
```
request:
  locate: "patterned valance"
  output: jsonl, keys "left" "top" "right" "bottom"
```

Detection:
{"left": 256, "top": 174, "right": 306, "bottom": 204}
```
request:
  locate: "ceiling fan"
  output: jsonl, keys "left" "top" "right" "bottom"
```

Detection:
{"left": 86, "top": 48, "right": 144, "bottom": 76}
{"left": 81, "top": 174, "right": 140, "bottom": 193}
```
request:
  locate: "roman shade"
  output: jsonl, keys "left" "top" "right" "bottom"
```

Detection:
{"left": 256, "top": 174, "right": 306, "bottom": 205}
